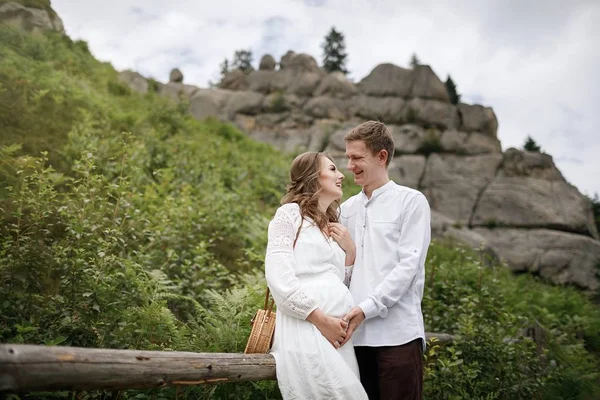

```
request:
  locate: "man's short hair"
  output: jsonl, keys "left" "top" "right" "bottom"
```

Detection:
{"left": 344, "top": 121, "right": 395, "bottom": 166}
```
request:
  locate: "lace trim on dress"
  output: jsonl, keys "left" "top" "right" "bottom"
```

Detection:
{"left": 265, "top": 203, "right": 318, "bottom": 319}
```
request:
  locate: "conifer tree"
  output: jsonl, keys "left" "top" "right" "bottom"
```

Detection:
{"left": 410, "top": 53, "right": 421, "bottom": 68}
{"left": 232, "top": 49, "right": 253, "bottom": 73}
{"left": 219, "top": 58, "right": 229, "bottom": 78}
{"left": 523, "top": 136, "right": 542, "bottom": 152}
{"left": 321, "top": 27, "right": 348, "bottom": 74}
{"left": 445, "top": 75, "right": 461, "bottom": 105}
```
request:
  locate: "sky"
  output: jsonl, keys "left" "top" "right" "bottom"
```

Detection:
{"left": 51, "top": 0, "right": 600, "bottom": 197}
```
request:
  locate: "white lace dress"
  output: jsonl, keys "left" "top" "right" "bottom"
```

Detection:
{"left": 265, "top": 203, "right": 368, "bottom": 400}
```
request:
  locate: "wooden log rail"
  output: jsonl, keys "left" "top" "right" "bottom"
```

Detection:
{"left": 0, "top": 333, "right": 454, "bottom": 393}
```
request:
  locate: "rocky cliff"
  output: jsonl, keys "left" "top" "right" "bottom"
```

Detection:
{"left": 118, "top": 52, "right": 600, "bottom": 291}
{"left": 0, "top": 1, "right": 64, "bottom": 33}
{"left": 2, "top": 1, "right": 598, "bottom": 291}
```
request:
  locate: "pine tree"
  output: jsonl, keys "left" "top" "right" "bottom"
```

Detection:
{"left": 219, "top": 58, "right": 229, "bottom": 78}
{"left": 445, "top": 75, "right": 461, "bottom": 105}
{"left": 232, "top": 49, "right": 253, "bottom": 73}
{"left": 523, "top": 136, "right": 542, "bottom": 152}
{"left": 410, "top": 53, "right": 421, "bottom": 68}
{"left": 321, "top": 27, "right": 348, "bottom": 74}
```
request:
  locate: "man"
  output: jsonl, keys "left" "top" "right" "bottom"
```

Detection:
{"left": 340, "top": 121, "right": 432, "bottom": 400}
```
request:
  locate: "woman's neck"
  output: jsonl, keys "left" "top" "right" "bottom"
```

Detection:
{"left": 318, "top": 197, "right": 333, "bottom": 214}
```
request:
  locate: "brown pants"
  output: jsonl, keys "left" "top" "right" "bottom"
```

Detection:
{"left": 355, "top": 339, "right": 423, "bottom": 400}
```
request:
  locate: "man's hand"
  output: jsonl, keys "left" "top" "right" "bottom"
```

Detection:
{"left": 341, "top": 306, "right": 365, "bottom": 346}
{"left": 307, "top": 308, "right": 349, "bottom": 349}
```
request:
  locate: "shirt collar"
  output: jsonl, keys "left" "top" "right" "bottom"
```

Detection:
{"left": 360, "top": 180, "right": 395, "bottom": 202}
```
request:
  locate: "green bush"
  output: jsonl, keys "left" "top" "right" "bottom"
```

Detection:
{"left": 269, "top": 90, "right": 288, "bottom": 113}
{"left": 423, "top": 242, "right": 600, "bottom": 399}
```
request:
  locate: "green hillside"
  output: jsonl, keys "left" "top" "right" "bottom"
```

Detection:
{"left": 1, "top": 23, "right": 599, "bottom": 399}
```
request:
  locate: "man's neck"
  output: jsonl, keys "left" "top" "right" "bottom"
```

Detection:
{"left": 363, "top": 176, "right": 390, "bottom": 199}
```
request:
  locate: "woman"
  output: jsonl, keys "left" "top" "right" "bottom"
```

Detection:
{"left": 265, "top": 152, "right": 368, "bottom": 400}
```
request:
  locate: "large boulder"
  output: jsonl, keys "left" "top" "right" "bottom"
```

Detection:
{"left": 220, "top": 69, "right": 248, "bottom": 91}
{"left": 288, "top": 53, "right": 321, "bottom": 73}
{"left": 500, "top": 148, "right": 565, "bottom": 181}
{"left": 118, "top": 70, "right": 149, "bottom": 94}
{"left": 357, "top": 63, "right": 413, "bottom": 97}
{"left": 403, "top": 98, "right": 459, "bottom": 130}
{"left": 473, "top": 228, "right": 600, "bottom": 291}
{"left": 324, "top": 121, "right": 365, "bottom": 154}
{"left": 472, "top": 177, "right": 598, "bottom": 238}
{"left": 471, "top": 148, "right": 599, "bottom": 238}
{"left": 352, "top": 96, "right": 406, "bottom": 125}
{"left": 259, "top": 54, "right": 277, "bottom": 71}
{"left": 389, "top": 124, "right": 441, "bottom": 154}
{"left": 303, "top": 97, "right": 348, "bottom": 120}
{"left": 188, "top": 88, "right": 232, "bottom": 120}
{"left": 279, "top": 51, "right": 321, "bottom": 74}
{"left": 388, "top": 155, "right": 427, "bottom": 189}
{"left": 287, "top": 72, "right": 322, "bottom": 96}
{"left": 458, "top": 103, "right": 498, "bottom": 137}
{"left": 241, "top": 121, "right": 319, "bottom": 154}
{"left": 305, "top": 119, "right": 345, "bottom": 152}
{"left": 224, "top": 91, "right": 264, "bottom": 117}
{"left": 358, "top": 63, "right": 450, "bottom": 102}
{"left": 246, "top": 70, "right": 281, "bottom": 94}
{"left": 169, "top": 68, "right": 184, "bottom": 83}
{"left": 440, "top": 130, "right": 502, "bottom": 155}
{"left": 246, "top": 69, "right": 321, "bottom": 95}
{"left": 159, "top": 82, "right": 199, "bottom": 102}
{"left": 421, "top": 153, "right": 503, "bottom": 224}
{"left": 411, "top": 65, "right": 450, "bottom": 102}
{"left": 261, "top": 92, "right": 298, "bottom": 113}
{"left": 279, "top": 50, "right": 296, "bottom": 70}
{"left": 314, "top": 72, "right": 358, "bottom": 98}
{"left": 0, "top": 2, "right": 64, "bottom": 33}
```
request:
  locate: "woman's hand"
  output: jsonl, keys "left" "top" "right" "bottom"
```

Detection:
{"left": 307, "top": 308, "right": 348, "bottom": 348}
{"left": 328, "top": 223, "right": 356, "bottom": 266}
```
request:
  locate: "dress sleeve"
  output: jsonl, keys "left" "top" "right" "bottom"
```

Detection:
{"left": 265, "top": 204, "right": 318, "bottom": 319}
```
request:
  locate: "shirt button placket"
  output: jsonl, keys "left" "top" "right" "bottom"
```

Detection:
{"left": 362, "top": 203, "right": 367, "bottom": 248}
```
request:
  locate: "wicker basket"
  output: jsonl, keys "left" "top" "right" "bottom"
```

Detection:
{"left": 244, "top": 289, "right": 276, "bottom": 354}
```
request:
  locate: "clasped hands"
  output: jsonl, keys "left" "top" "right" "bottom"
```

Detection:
{"left": 314, "top": 306, "right": 365, "bottom": 349}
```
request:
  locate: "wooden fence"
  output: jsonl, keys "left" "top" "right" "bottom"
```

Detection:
{"left": 0, "top": 333, "right": 454, "bottom": 393}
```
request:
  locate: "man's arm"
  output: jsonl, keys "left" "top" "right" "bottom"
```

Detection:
{"left": 342, "top": 193, "right": 431, "bottom": 344}
{"left": 358, "top": 193, "right": 431, "bottom": 320}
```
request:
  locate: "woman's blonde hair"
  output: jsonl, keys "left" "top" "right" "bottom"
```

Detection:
{"left": 281, "top": 152, "right": 340, "bottom": 236}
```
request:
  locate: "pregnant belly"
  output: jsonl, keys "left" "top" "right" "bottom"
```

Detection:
{"left": 299, "top": 272, "right": 354, "bottom": 318}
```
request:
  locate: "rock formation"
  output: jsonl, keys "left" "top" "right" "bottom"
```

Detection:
{"left": 118, "top": 50, "right": 600, "bottom": 290}
{"left": 0, "top": 1, "right": 582, "bottom": 293}
{"left": 0, "top": 1, "right": 64, "bottom": 33}
{"left": 169, "top": 68, "right": 184, "bottom": 83}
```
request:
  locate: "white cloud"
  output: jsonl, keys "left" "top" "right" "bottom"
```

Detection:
{"left": 52, "top": 0, "right": 600, "bottom": 196}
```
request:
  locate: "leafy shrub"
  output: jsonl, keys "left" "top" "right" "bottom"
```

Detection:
{"left": 270, "top": 90, "right": 288, "bottom": 113}
{"left": 423, "top": 242, "right": 600, "bottom": 399}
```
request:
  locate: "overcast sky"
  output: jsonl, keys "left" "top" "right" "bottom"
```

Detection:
{"left": 52, "top": 0, "right": 600, "bottom": 197}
